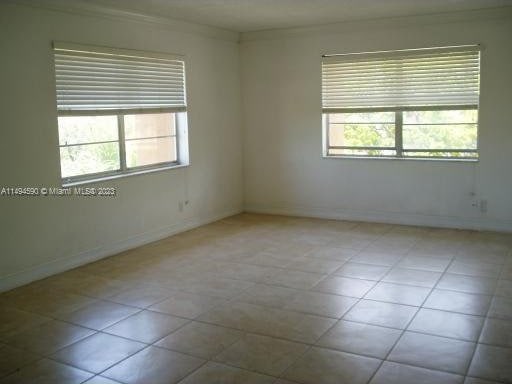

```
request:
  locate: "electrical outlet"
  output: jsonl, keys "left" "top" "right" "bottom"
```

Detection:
{"left": 471, "top": 199, "right": 488, "bottom": 213}
{"left": 480, "top": 199, "right": 488, "bottom": 213}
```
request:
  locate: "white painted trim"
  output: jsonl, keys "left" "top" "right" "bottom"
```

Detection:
{"left": 240, "top": 6, "right": 512, "bottom": 42}
{"left": 245, "top": 204, "right": 512, "bottom": 233}
{"left": 0, "top": 208, "right": 242, "bottom": 292}
{"left": 7, "top": 0, "right": 239, "bottom": 42}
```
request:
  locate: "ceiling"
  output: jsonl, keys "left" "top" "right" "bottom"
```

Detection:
{"left": 81, "top": 0, "right": 512, "bottom": 32}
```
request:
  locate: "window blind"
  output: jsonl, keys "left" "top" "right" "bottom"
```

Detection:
{"left": 53, "top": 42, "right": 186, "bottom": 113}
{"left": 322, "top": 46, "right": 480, "bottom": 112}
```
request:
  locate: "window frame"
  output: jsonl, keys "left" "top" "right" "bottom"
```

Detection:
{"left": 323, "top": 105, "right": 479, "bottom": 161}
{"left": 58, "top": 108, "right": 186, "bottom": 186}
{"left": 321, "top": 45, "right": 481, "bottom": 161}
{"left": 53, "top": 42, "right": 190, "bottom": 186}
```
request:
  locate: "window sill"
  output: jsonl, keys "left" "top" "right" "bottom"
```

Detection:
{"left": 322, "top": 155, "right": 479, "bottom": 163}
{"left": 62, "top": 163, "right": 189, "bottom": 187}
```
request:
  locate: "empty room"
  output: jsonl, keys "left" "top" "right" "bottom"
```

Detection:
{"left": 1, "top": 0, "right": 512, "bottom": 383}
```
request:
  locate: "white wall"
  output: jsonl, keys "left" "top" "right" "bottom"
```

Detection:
{"left": 0, "top": 3, "right": 243, "bottom": 290}
{"left": 241, "top": 10, "right": 512, "bottom": 232}
{"left": 2, "top": 4, "right": 512, "bottom": 292}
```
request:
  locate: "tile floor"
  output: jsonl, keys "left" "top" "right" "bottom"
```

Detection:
{"left": 1, "top": 213, "right": 512, "bottom": 384}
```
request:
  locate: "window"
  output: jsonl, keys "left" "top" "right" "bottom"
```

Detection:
{"left": 322, "top": 46, "right": 480, "bottom": 159}
{"left": 53, "top": 42, "right": 188, "bottom": 184}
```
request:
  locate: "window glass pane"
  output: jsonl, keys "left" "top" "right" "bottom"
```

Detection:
{"left": 403, "top": 124, "right": 477, "bottom": 150}
{"left": 324, "top": 110, "right": 478, "bottom": 159}
{"left": 126, "top": 137, "right": 176, "bottom": 168}
{"left": 329, "top": 123, "right": 395, "bottom": 148}
{"left": 327, "top": 113, "right": 395, "bottom": 150}
{"left": 124, "top": 113, "right": 175, "bottom": 139}
{"left": 58, "top": 116, "right": 118, "bottom": 145}
{"left": 403, "top": 110, "right": 478, "bottom": 124}
{"left": 60, "top": 142, "right": 120, "bottom": 178}
{"left": 329, "top": 112, "right": 395, "bottom": 124}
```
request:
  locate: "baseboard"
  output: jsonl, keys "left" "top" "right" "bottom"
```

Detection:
{"left": 0, "top": 207, "right": 242, "bottom": 292}
{"left": 244, "top": 204, "right": 512, "bottom": 233}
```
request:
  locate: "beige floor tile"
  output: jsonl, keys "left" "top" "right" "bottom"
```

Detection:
{"left": 329, "top": 236, "right": 372, "bottom": 251}
{"left": 0, "top": 358, "right": 93, "bottom": 384}
{"left": 316, "top": 320, "right": 401, "bottom": 358}
{"left": 468, "top": 344, "right": 512, "bottom": 383}
{"left": 0, "top": 284, "right": 47, "bottom": 305}
{"left": 382, "top": 268, "right": 442, "bottom": 288}
{"left": 149, "top": 292, "right": 227, "bottom": 319}
{"left": 423, "top": 289, "right": 492, "bottom": 316}
{"left": 83, "top": 377, "right": 123, "bottom": 384}
{"left": 0, "top": 344, "right": 40, "bottom": 379}
{"left": 0, "top": 307, "right": 50, "bottom": 341}
{"left": 388, "top": 332, "right": 475, "bottom": 374}
{"left": 66, "top": 275, "right": 130, "bottom": 299}
{"left": 488, "top": 297, "right": 512, "bottom": 320}
{"left": 274, "top": 380, "right": 301, "bottom": 384}
{"left": 287, "top": 258, "right": 345, "bottom": 274}
{"left": 306, "top": 246, "right": 357, "bottom": 262}
{"left": 344, "top": 300, "right": 418, "bottom": 329}
{"left": 4, "top": 320, "right": 95, "bottom": 355}
{"left": 198, "top": 302, "right": 336, "bottom": 343}
{"left": 106, "top": 285, "right": 176, "bottom": 308}
{"left": 156, "top": 321, "right": 243, "bottom": 359}
{"left": 263, "top": 270, "right": 327, "bottom": 289}
{"left": 51, "top": 333, "right": 145, "bottom": 373}
{"left": 408, "top": 308, "right": 484, "bottom": 341}
{"left": 408, "top": 248, "right": 456, "bottom": 259}
{"left": 370, "top": 361, "right": 464, "bottom": 384}
{"left": 437, "top": 274, "right": 497, "bottom": 295}
{"left": 502, "top": 265, "right": 512, "bottom": 280}
{"left": 178, "top": 277, "right": 255, "bottom": 299}
{"left": 57, "top": 300, "right": 140, "bottom": 330}
{"left": 312, "top": 276, "right": 375, "bottom": 298}
{"left": 349, "top": 252, "right": 403, "bottom": 266}
{"left": 447, "top": 261, "right": 502, "bottom": 279}
{"left": 361, "top": 243, "right": 413, "bottom": 256}
{"left": 179, "top": 362, "right": 275, "bottom": 384}
{"left": 210, "top": 262, "right": 280, "bottom": 283}
{"left": 283, "top": 291, "right": 357, "bottom": 318}
{"left": 263, "top": 244, "right": 312, "bottom": 259}
{"left": 365, "top": 282, "right": 430, "bottom": 306}
{"left": 456, "top": 252, "right": 508, "bottom": 267}
{"left": 214, "top": 333, "right": 309, "bottom": 376}
{"left": 103, "top": 310, "right": 188, "bottom": 343}
{"left": 3, "top": 286, "right": 96, "bottom": 317}
{"left": 102, "top": 346, "right": 204, "bottom": 384}
{"left": 496, "top": 279, "right": 512, "bottom": 298}
{"left": 396, "top": 256, "right": 452, "bottom": 272}
{"left": 2, "top": 214, "right": 511, "bottom": 384}
{"left": 479, "top": 318, "right": 512, "bottom": 347}
{"left": 283, "top": 347, "right": 381, "bottom": 384}
{"left": 239, "top": 252, "right": 294, "bottom": 268}
{"left": 334, "top": 262, "right": 390, "bottom": 281}
{"left": 464, "top": 377, "right": 502, "bottom": 384}
{"left": 233, "top": 284, "right": 299, "bottom": 309}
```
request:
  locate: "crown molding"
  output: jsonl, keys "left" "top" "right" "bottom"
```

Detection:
{"left": 6, "top": 0, "right": 240, "bottom": 43}
{"left": 241, "top": 6, "right": 512, "bottom": 42}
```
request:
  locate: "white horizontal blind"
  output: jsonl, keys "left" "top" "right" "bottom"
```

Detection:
{"left": 322, "top": 46, "right": 480, "bottom": 111}
{"left": 54, "top": 42, "right": 186, "bottom": 112}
